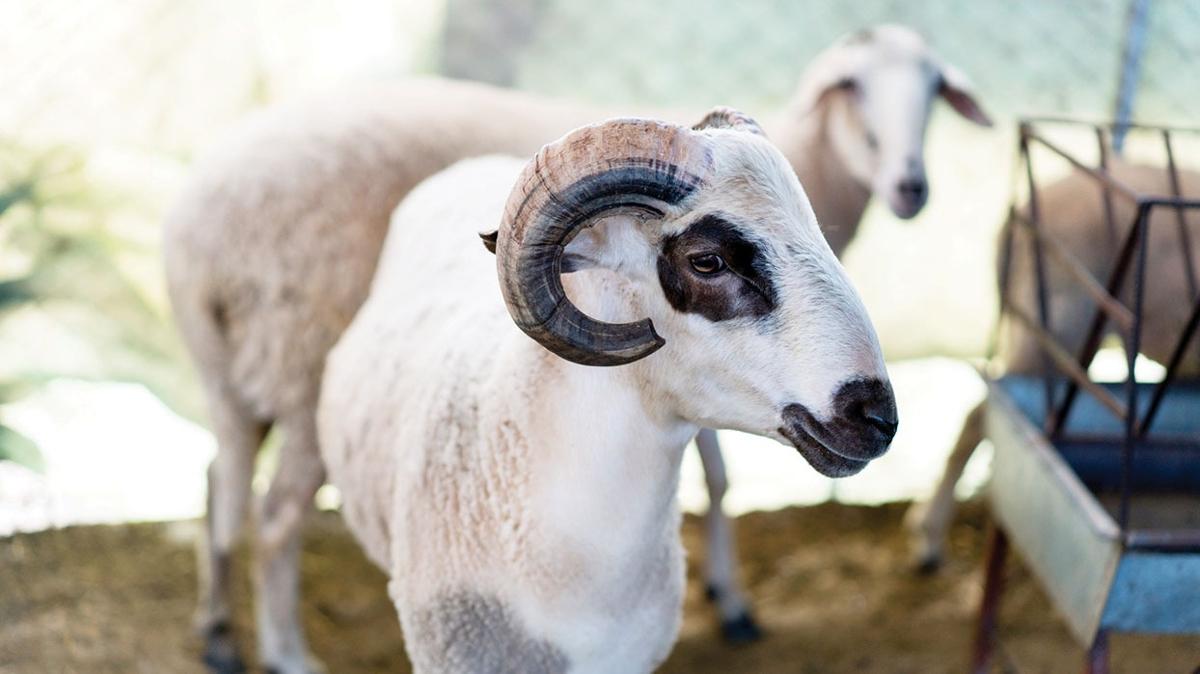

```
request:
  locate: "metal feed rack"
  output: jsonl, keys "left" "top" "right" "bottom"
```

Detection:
{"left": 972, "top": 118, "right": 1200, "bottom": 674}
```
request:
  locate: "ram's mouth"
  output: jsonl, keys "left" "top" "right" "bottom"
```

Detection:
{"left": 779, "top": 420, "right": 871, "bottom": 478}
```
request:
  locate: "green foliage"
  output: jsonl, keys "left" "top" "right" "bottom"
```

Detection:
{"left": 0, "top": 141, "right": 203, "bottom": 471}
{"left": 0, "top": 423, "right": 42, "bottom": 472}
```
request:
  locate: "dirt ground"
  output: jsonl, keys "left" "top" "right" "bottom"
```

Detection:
{"left": 1, "top": 502, "right": 1196, "bottom": 674}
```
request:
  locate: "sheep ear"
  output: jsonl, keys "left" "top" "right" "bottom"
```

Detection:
{"left": 560, "top": 214, "right": 643, "bottom": 275}
{"left": 692, "top": 106, "right": 766, "bottom": 137}
{"left": 479, "top": 229, "right": 499, "bottom": 254}
{"left": 560, "top": 225, "right": 606, "bottom": 274}
{"left": 937, "top": 62, "right": 992, "bottom": 127}
{"left": 796, "top": 63, "right": 860, "bottom": 115}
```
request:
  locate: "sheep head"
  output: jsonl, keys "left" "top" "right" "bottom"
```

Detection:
{"left": 486, "top": 109, "right": 897, "bottom": 477}
{"left": 794, "top": 24, "right": 992, "bottom": 219}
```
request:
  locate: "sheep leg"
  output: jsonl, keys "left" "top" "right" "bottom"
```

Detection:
{"left": 695, "top": 428, "right": 762, "bottom": 643}
{"left": 904, "top": 400, "right": 986, "bottom": 573}
{"left": 196, "top": 389, "right": 267, "bottom": 674}
{"left": 254, "top": 411, "right": 326, "bottom": 674}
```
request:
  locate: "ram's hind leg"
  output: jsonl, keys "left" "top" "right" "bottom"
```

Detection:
{"left": 254, "top": 409, "right": 326, "bottom": 674}
{"left": 695, "top": 428, "right": 762, "bottom": 643}
{"left": 197, "top": 385, "right": 268, "bottom": 674}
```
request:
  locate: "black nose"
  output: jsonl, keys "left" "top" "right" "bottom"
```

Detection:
{"left": 897, "top": 177, "right": 927, "bottom": 202}
{"left": 838, "top": 378, "right": 899, "bottom": 446}
{"left": 859, "top": 397, "right": 899, "bottom": 440}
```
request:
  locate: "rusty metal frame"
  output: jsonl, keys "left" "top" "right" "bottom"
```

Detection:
{"left": 976, "top": 116, "right": 1200, "bottom": 674}
{"left": 1000, "top": 117, "right": 1200, "bottom": 548}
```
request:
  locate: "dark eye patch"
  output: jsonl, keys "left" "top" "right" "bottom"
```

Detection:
{"left": 657, "top": 213, "right": 777, "bottom": 322}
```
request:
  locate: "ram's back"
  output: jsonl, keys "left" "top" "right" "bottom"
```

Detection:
{"left": 317, "top": 156, "right": 532, "bottom": 570}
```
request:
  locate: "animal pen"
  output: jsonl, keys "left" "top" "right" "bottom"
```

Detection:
{"left": 973, "top": 117, "right": 1200, "bottom": 673}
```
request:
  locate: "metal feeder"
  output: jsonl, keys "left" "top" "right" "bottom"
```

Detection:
{"left": 972, "top": 118, "right": 1200, "bottom": 674}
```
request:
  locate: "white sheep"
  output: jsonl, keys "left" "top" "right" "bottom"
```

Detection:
{"left": 905, "top": 158, "right": 1200, "bottom": 571}
{"left": 317, "top": 112, "right": 897, "bottom": 673}
{"left": 164, "top": 25, "right": 988, "bottom": 666}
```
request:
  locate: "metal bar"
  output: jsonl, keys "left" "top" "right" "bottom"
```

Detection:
{"left": 971, "top": 526, "right": 1008, "bottom": 674}
{"left": 1162, "top": 130, "right": 1199, "bottom": 300}
{"left": 1025, "top": 115, "right": 1200, "bottom": 136}
{"left": 1024, "top": 123, "right": 1200, "bottom": 207}
{"left": 1022, "top": 124, "right": 1058, "bottom": 429}
{"left": 1096, "top": 126, "right": 1121, "bottom": 250}
{"left": 1025, "top": 127, "right": 1143, "bottom": 202}
{"left": 1111, "top": 0, "right": 1150, "bottom": 153}
{"left": 992, "top": 207, "right": 1019, "bottom": 364}
{"left": 1138, "top": 292, "right": 1200, "bottom": 437}
{"left": 1012, "top": 211, "right": 1134, "bottom": 334}
{"left": 1008, "top": 308, "right": 1128, "bottom": 419}
{"left": 1136, "top": 195, "right": 1200, "bottom": 208}
{"left": 1083, "top": 629, "right": 1110, "bottom": 674}
{"left": 1057, "top": 433, "right": 1200, "bottom": 450}
{"left": 1049, "top": 206, "right": 1146, "bottom": 436}
{"left": 1120, "top": 204, "right": 1151, "bottom": 530}
{"left": 1125, "top": 529, "right": 1200, "bottom": 553}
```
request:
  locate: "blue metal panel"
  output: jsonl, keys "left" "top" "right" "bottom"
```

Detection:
{"left": 1102, "top": 552, "right": 1200, "bottom": 633}
{"left": 997, "top": 377, "right": 1200, "bottom": 491}
{"left": 997, "top": 376, "right": 1200, "bottom": 437}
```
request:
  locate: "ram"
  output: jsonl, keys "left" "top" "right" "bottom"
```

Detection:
{"left": 318, "top": 113, "right": 896, "bottom": 674}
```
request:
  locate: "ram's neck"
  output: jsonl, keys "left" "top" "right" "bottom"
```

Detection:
{"left": 510, "top": 349, "right": 695, "bottom": 550}
{"left": 476, "top": 340, "right": 694, "bottom": 661}
{"left": 767, "top": 101, "right": 871, "bottom": 258}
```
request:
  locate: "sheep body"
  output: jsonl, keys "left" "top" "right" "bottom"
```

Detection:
{"left": 315, "top": 114, "right": 894, "bottom": 669}
{"left": 165, "top": 79, "right": 596, "bottom": 423}
{"left": 1002, "top": 161, "right": 1200, "bottom": 375}
{"left": 318, "top": 160, "right": 688, "bottom": 673}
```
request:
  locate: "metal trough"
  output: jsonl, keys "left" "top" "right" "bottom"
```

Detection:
{"left": 987, "top": 377, "right": 1200, "bottom": 642}
{"left": 972, "top": 118, "right": 1200, "bottom": 674}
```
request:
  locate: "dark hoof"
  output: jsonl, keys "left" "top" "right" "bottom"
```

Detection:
{"left": 914, "top": 554, "right": 943, "bottom": 576}
{"left": 720, "top": 612, "right": 763, "bottom": 644}
{"left": 202, "top": 622, "right": 245, "bottom": 674}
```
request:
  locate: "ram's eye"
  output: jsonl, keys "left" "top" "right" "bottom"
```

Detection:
{"left": 689, "top": 253, "right": 726, "bottom": 275}
{"left": 865, "top": 130, "right": 879, "bottom": 151}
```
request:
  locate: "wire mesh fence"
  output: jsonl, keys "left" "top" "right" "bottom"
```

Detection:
{"left": 2, "top": 0, "right": 1199, "bottom": 369}
{"left": 441, "top": 0, "right": 1200, "bottom": 127}
{"left": 6, "top": 1, "right": 1198, "bottom": 153}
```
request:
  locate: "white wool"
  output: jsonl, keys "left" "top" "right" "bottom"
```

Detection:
{"left": 317, "top": 132, "right": 886, "bottom": 671}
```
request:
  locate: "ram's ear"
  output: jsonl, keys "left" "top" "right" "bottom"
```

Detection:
{"left": 479, "top": 229, "right": 499, "bottom": 254}
{"left": 561, "top": 225, "right": 607, "bottom": 273}
{"left": 561, "top": 213, "right": 647, "bottom": 275}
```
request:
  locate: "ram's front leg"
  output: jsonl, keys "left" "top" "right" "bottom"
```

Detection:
{"left": 695, "top": 428, "right": 761, "bottom": 643}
